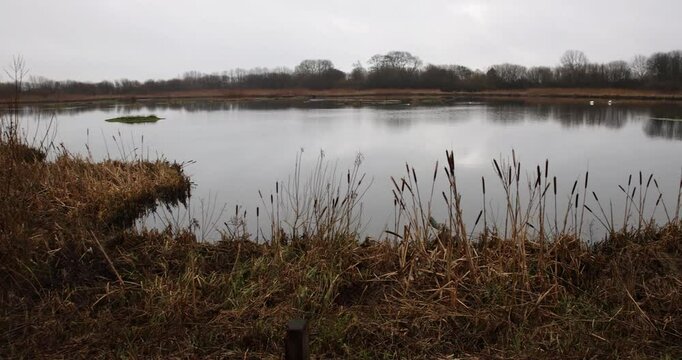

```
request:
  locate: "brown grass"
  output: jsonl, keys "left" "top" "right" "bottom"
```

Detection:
{"left": 4, "top": 87, "right": 682, "bottom": 106}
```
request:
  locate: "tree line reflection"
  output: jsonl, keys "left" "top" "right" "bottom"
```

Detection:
{"left": 13, "top": 100, "right": 682, "bottom": 140}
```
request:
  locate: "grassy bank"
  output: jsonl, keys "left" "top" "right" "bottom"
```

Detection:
{"left": 3, "top": 87, "right": 682, "bottom": 106}
{"left": 1, "top": 116, "right": 681, "bottom": 358}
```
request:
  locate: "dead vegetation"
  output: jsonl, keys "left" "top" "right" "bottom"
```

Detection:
{"left": 1, "top": 108, "right": 681, "bottom": 358}
{"left": 3, "top": 87, "right": 682, "bottom": 107}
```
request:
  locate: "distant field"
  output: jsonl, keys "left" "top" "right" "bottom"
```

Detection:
{"left": 3, "top": 87, "right": 682, "bottom": 105}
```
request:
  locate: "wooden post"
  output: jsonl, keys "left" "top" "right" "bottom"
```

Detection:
{"left": 285, "top": 319, "right": 309, "bottom": 360}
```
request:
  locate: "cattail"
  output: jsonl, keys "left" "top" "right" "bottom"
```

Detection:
{"left": 575, "top": 193, "right": 579, "bottom": 209}
{"left": 593, "top": 191, "right": 599, "bottom": 202}
{"left": 442, "top": 191, "right": 449, "bottom": 205}
{"left": 433, "top": 161, "right": 439, "bottom": 182}
{"left": 412, "top": 168, "right": 417, "bottom": 184}
{"left": 256, "top": 207, "right": 259, "bottom": 217}
{"left": 584, "top": 171, "right": 589, "bottom": 189}
{"left": 275, "top": 181, "right": 279, "bottom": 194}
{"left": 481, "top": 177, "right": 486, "bottom": 195}
{"left": 571, "top": 180, "right": 578, "bottom": 195}
{"left": 647, "top": 174, "right": 653, "bottom": 188}
{"left": 474, "top": 210, "right": 483, "bottom": 227}
{"left": 628, "top": 174, "right": 632, "bottom": 186}
{"left": 553, "top": 176, "right": 557, "bottom": 195}
{"left": 493, "top": 159, "right": 502, "bottom": 179}
{"left": 545, "top": 159, "right": 549, "bottom": 179}
{"left": 446, "top": 151, "right": 455, "bottom": 174}
{"left": 391, "top": 176, "right": 400, "bottom": 192}
{"left": 536, "top": 165, "right": 541, "bottom": 187}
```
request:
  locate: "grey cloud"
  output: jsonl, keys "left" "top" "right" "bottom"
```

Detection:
{"left": 0, "top": 0, "right": 679, "bottom": 81}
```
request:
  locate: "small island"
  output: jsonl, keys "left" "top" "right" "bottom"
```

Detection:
{"left": 105, "top": 115, "right": 162, "bottom": 124}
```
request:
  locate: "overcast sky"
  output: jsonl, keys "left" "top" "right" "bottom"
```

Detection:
{"left": 1, "top": 0, "right": 680, "bottom": 82}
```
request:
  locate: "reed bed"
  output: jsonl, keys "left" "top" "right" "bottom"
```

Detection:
{"left": 1, "top": 108, "right": 681, "bottom": 358}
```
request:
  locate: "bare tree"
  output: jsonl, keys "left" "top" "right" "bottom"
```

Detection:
{"left": 2, "top": 55, "right": 30, "bottom": 146}
{"left": 559, "top": 50, "right": 589, "bottom": 84}
{"left": 368, "top": 51, "right": 422, "bottom": 72}
{"left": 604, "top": 60, "right": 631, "bottom": 83}
{"left": 560, "top": 50, "right": 589, "bottom": 70}
{"left": 294, "top": 59, "right": 334, "bottom": 76}
{"left": 490, "top": 63, "right": 528, "bottom": 86}
{"left": 349, "top": 61, "right": 366, "bottom": 83}
{"left": 4, "top": 55, "right": 30, "bottom": 103}
{"left": 630, "top": 54, "right": 648, "bottom": 80}
{"left": 527, "top": 66, "right": 554, "bottom": 85}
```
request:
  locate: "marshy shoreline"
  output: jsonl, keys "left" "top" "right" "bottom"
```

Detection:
{"left": 1, "top": 105, "right": 681, "bottom": 358}
{"left": 3, "top": 87, "right": 682, "bottom": 108}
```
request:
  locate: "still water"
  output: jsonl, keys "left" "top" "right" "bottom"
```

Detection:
{"left": 20, "top": 99, "right": 682, "bottom": 240}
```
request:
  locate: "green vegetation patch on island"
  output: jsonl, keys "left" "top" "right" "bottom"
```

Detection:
{"left": 105, "top": 115, "right": 163, "bottom": 124}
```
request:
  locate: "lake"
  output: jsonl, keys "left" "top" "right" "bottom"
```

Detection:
{"left": 18, "top": 98, "right": 682, "bottom": 241}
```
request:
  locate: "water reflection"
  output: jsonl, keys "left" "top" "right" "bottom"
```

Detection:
{"left": 15, "top": 100, "right": 682, "bottom": 139}
{"left": 644, "top": 119, "right": 682, "bottom": 140}
{"left": 485, "top": 102, "right": 639, "bottom": 129}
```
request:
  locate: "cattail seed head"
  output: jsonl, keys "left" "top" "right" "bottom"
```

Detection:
{"left": 433, "top": 161, "right": 439, "bottom": 182}
{"left": 584, "top": 171, "right": 589, "bottom": 189}
{"left": 553, "top": 176, "right": 557, "bottom": 195}
{"left": 474, "top": 210, "right": 483, "bottom": 227}
{"left": 545, "top": 159, "right": 549, "bottom": 179}
{"left": 493, "top": 159, "right": 502, "bottom": 179}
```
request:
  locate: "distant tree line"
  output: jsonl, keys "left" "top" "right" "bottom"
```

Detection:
{"left": 2, "top": 49, "right": 681, "bottom": 98}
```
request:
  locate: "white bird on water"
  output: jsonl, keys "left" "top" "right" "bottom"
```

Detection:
{"left": 589, "top": 100, "right": 595, "bottom": 106}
